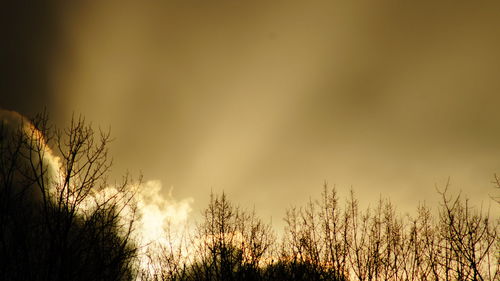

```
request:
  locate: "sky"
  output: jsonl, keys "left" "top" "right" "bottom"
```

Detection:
{"left": 3, "top": 1, "right": 500, "bottom": 228}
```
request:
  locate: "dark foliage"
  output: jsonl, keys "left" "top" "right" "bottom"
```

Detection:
{"left": 262, "top": 260, "right": 347, "bottom": 281}
{"left": 0, "top": 112, "right": 138, "bottom": 281}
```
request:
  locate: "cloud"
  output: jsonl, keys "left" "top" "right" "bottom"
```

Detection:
{"left": 0, "top": 109, "right": 62, "bottom": 203}
{"left": 135, "top": 180, "right": 192, "bottom": 244}
{"left": 1, "top": 109, "right": 193, "bottom": 274}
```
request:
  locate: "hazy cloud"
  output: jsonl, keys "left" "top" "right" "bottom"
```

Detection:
{"left": 4, "top": 1, "right": 500, "bottom": 227}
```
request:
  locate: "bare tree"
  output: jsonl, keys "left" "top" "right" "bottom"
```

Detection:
{"left": 0, "top": 111, "right": 139, "bottom": 281}
{"left": 139, "top": 220, "right": 191, "bottom": 281}
{"left": 319, "top": 184, "right": 349, "bottom": 279}
{"left": 155, "top": 192, "right": 274, "bottom": 281}
{"left": 437, "top": 184, "right": 498, "bottom": 281}
{"left": 281, "top": 185, "right": 349, "bottom": 281}
{"left": 281, "top": 182, "right": 499, "bottom": 281}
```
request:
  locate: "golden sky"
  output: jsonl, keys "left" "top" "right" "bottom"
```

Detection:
{"left": 4, "top": 1, "right": 500, "bottom": 226}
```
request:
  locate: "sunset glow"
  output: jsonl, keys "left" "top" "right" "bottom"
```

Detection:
{"left": 3, "top": 1, "right": 500, "bottom": 280}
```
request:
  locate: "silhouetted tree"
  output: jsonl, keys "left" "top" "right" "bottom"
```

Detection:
{"left": 437, "top": 184, "right": 498, "bottom": 281}
{"left": 282, "top": 183, "right": 498, "bottom": 281}
{"left": 188, "top": 192, "right": 273, "bottom": 281}
{"left": 142, "top": 192, "right": 274, "bottom": 281}
{"left": 0, "top": 111, "right": 138, "bottom": 281}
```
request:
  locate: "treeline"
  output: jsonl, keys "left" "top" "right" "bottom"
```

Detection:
{"left": 141, "top": 186, "right": 499, "bottom": 281}
{"left": 0, "top": 112, "right": 499, "bottom": 281}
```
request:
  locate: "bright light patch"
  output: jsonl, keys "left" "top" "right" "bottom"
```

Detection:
{"left": 136, "top": 180, "right": 192, "bottom": 244}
